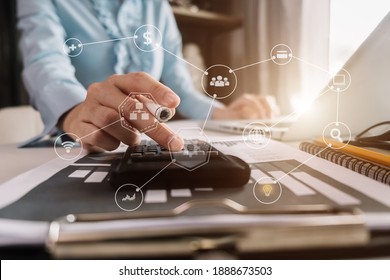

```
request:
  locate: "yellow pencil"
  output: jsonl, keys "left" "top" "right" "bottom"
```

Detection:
{"left": 315, "top": 138, "right": 390, "bottom": 167}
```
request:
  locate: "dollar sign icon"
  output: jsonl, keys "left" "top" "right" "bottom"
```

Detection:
{"left": 143, "top": 31, "right": 152, "bottom": 46}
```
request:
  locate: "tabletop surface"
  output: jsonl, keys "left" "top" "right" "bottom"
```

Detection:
{"left": 0, "top": 123, "right": 389, "bottom": 259}
{"left": 0, "top": 144, "right": 58, "bottom": 184}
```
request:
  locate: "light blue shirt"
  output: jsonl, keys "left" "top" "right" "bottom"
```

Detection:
{"left": 17, "top": 0, "right": 220, "bottom": 143}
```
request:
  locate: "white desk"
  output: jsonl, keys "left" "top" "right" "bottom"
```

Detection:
{"left": 0, "top": 143, "right": 57, "bottom": 184}
{"left": 0, "top": 125, "right": 298, "bottom": 185}
{"left": 0, "top": 121, "right": 210, "bottom": 184}
{"left": 0, "top": 126, "right": 390, "bottom": 259}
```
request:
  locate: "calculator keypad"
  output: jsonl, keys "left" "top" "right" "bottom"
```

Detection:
{"left": 127, "top": 139, "right": 218, "bottom": 162}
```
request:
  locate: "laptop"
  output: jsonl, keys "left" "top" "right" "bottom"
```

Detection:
{"left": 206, "top": 12, "right": 390, "bottom": 142}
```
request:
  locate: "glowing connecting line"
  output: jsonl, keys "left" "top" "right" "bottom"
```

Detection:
{"left": 201, "top": 94, "right": 217, "bottom": 132}
{"left": 63, "top": 36, "right": 138, "bottom": 57}
{"left": 336, "top": 88, "right": 341, "bottom": 125}
{"left": 156, "top": 43, "right": 207, "bottom": 74}
{"left": 230, "top": 58, "right": 273, "bottom": 72}
{"left": 273, "top": 144, "right": 331, "bottom": 184}
{"left": 138, "top": 161, "right": 175, "bottom": 190}
{"left": 77, "top": 118, "right": 124, "bottom": 141}
{"left": 292, "top": 55, "right": 329, "bottom": 73}
{"left": 59, "top": 23, "right": 354, "bottom": 209}
{"left": 81, "top": 36, "right": 138, "bottom": 47}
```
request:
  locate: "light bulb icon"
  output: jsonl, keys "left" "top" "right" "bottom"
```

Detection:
{"left": 262, "top": 184, "right": 273, "bottom": 197}
{"left": 253, "top": 177, "right": 281, "bottom": 204}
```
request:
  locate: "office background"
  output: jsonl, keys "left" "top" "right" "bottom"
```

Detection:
{"left": 0, "top": 0, "right": 329, "bottom": 114}
{"left": 0, "top": 0, "right": 388, "bottom": 112}
{"left": 0, "top": 0, "right": 25, "bottom": 108}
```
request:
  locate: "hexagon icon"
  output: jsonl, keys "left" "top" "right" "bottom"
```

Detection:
{"left": 169, "top": 127, "right": 211, "bottom": 171}
{"left": 118, "top": 92, "right": 159, "bottom": 134}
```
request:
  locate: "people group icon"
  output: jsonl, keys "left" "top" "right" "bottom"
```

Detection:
{"left": 210, "top": 75, "right": 230, "bottom": 87}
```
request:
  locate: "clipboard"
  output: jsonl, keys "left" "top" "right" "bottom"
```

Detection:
{"left": 47, "top": 199, "right": 369, "bottom": 259}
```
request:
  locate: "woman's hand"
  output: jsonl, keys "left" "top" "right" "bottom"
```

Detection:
{"left": 60, "top": 72, "right": 184, "bottom": 152}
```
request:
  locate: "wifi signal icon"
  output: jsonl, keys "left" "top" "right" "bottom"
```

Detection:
{"left": 61, "top": 141, "right": 75, "bottom": 153}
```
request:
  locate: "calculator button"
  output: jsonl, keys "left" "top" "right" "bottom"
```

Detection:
{"left": 130, "top": 153, "right": 142, "bottom": 158}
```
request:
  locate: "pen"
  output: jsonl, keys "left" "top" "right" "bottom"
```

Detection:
{"left": 144, "top": 101, "right": 173, "bottom": 122}
{"left": 134, "top": 94, "right": 173, "bottom": 123}
{"left": 316, "top": 138, "right": 390, "bottom": 166}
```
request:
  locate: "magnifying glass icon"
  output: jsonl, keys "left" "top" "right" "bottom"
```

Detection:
{"left": 330, "top": 128, "right": 343, "bottom": 142}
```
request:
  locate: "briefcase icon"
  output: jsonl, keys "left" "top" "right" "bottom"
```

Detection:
{"left": 276, "top": 51, "right": 288, "bottom": 59}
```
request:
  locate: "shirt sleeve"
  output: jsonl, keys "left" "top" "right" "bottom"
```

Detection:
{"left": 158, "top": 1, "right": 224, "bottom": 120}
{"left": 17, "top": 0, "right": 87, "bottom": 139}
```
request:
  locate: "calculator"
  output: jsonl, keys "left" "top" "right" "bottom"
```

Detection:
{"left": 108, "top": 139, "right": 250, "bottom": 189}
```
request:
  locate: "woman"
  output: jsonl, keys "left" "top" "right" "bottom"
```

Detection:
{"left": 18, "top": 0, "right": 271, "bottom": 151}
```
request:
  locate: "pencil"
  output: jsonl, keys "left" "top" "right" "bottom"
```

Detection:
{"left": 315, "top": 138, "right": 390, "bottom": 167}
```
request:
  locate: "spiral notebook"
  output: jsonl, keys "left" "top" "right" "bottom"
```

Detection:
{"left": 299, "top": 140, "right": 390, "bottom": 185}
